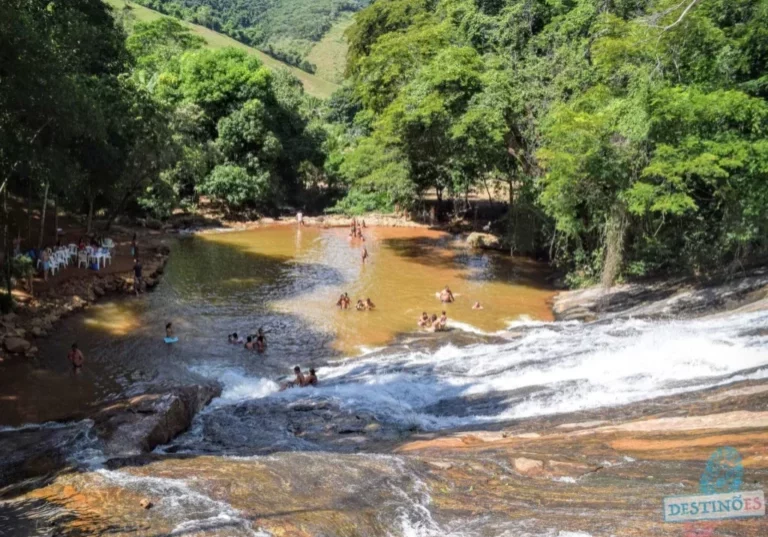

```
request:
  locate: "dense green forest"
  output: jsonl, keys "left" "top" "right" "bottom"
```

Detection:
{"left": 130, "top": 0, "right": 370, "bottom": 72}
{"left": 331, "top": 0, "right": 768, "bottom": 285}
{"left": 2, "top": 0, "right": 768, "bottom": 289}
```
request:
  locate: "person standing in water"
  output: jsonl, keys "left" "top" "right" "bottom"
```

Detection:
{"left": 439, "top": 285, "right": 455, "bottom": 303}
{"left": 68, "top": 343, "right": 84, "bottom": 373}
{"left": 165, "top": 322, "right": 174, "bottom": 338}
{"left": 255, "top": 328, "right": 266, "bottom": 352}
{"left": 361, "top": 246, "right": 368, "bottom": 264}
{"left": 133, "top": 258, "right": 142, "bottom": 296}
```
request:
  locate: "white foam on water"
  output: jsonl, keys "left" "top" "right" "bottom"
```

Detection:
{"left": 96, "top": 469, "right": 265, "bottom": 536}
{"left": 191, "top": 310, "right": 768, "bottom": 432}
{"left": 190, "top": 365, "right": 280, "bottom": 406}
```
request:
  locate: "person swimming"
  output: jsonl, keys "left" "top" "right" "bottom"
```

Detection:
{"left": 305, "top": 368, "right": 318, "bottom": 387}
{"left": 228, "top": 332, "right": 244, "bottom": 344}
{"left": 472, "top": 301, "right": 483, "bottom": 310}
{"left": 417, "top": 312, "right": 429, "bottom": 328}
{"left": 365, "top": 298, "right": 375, "bottom": 310}
{"left": 245, "top": 336, "right": 255, "bottom": 350}
{"left": 439, "top": 285, "right": 455, "bottom": 303}
{"left": 355, "top": 299, "right": 366, "bottom": 311}
{"left": 255, "top": 328, "right": 266, "bottom": 352}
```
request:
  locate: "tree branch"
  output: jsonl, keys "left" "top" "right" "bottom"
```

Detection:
{"left": 662, "top": 0, "right": 700, "bottom": 31}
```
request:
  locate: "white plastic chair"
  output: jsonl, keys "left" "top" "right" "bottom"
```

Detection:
{"left": 102, "top": 238, "right": 115, "bottom": 249}
{"left": 77, "top": 250, "right": 88, "bottom": 268}
{"left": 100, "top": 248, "right": 112, "bottom": 267}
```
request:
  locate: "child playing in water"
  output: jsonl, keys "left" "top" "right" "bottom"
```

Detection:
{"left": 428, "top": 314, "right": 440, "bottom": 332}
{"left": 417, "top": 312, "right": 429, "bottom": 328}
{"left": 472, "top": 302, "right": 483, "bottom": 310}
{"left": 361, "top": 246, "right": 368, "bottom": 264}
{"left": 67, "top": 343, "right": 84, "bottom": 372}
{"left": 365, "top": 298, "right": 375, "bottom": 310}
{"left": 165, "top": 323, "right": 174, "bottom": 338}
{"left": 356, "top": 299, "right": 366, "bottom": 311}
{"left": 245, "top": 336, "right": 255, "bottom": 350}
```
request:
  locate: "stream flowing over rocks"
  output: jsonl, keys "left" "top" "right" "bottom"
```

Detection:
{"left": 2, "top": 239, "right": 768, "bottom": 536}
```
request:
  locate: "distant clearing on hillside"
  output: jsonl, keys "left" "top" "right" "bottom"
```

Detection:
{"left": 104, "top": 0, "right": 339, "bottom": 99}
{"left": 307, "top": 13, "right": 354, "bottom": 85}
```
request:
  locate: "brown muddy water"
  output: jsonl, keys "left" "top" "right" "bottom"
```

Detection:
{"left": 0, "top": 226, "right": 553, "bottom": 426}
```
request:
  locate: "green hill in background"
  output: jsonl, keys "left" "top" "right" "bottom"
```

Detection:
{"left": 105, "top": 0, "right": 339, "bottom": 98}
{"left": 127, "top": 0, "right": 367, "bottom": 74}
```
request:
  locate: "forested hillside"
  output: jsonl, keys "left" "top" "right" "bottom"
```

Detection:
{"left": 330, "top": 0, "right": 768, "bottom": 285}
{"left": 0, "top": 0, "right": 327, "bottom": 295}
{"left": 131, "top": 0, "right": 370, "bottom": 72}
{"left": 3, "top": 0, "right": 768, "bottom": 292}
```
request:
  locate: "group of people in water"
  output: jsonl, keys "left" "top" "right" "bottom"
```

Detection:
{"left": 336, "top": 292, "right": 376, "bottom": 311}
{"left": 228, "top": 328, "right": 267, "bottom": 352}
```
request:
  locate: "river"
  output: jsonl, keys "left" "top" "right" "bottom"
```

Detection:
{"left": 2, "top": 226, "right": 768, "bottom": 536}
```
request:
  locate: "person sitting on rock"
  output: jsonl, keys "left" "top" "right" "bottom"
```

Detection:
{"left": 280, "top": 366, "right": 306, "bottom": 390}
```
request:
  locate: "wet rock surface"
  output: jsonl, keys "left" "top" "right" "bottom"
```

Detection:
{"left": 165, "top": 395, "right": 408, "bottom": 456}
{"left": 553, "top": 267, "right": 768, "bottom": 321}
{"left": 93, "top": 384, "right": 221, "bottom": 457}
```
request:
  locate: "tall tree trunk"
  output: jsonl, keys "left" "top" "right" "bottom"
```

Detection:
{"left": 508, "top": 179, "right": 516, "bottom": 256}
{"left": 86, "top": 196, "right": 95, "bottom": 234}
{"left": 434, "top": 186, "right": 442, "bottom": 223}
{"left": 53, "top": 195, "right": 58, "bottom": 243}
{"left": 27, "top": 180, "right": 32, "bottom": 242}
{"left": 4, "top": 186, "right": 11, "bottom": 296}
{"left": 601, "top": 205, "right": 628, "bottom": 289}
{"left": 38, "top": 181, "right": 49, "bottom": 250}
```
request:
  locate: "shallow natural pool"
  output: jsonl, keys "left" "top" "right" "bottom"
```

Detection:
{"left": 0, "top": 226, "right": 554, "bottom": 425}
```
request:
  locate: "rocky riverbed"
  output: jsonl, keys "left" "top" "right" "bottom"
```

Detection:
{"left": 2, "top": 260, "right": 768, "bottom": 536}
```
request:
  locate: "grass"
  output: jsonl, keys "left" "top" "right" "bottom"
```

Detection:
{"left": 103, "top": 0, "right": 339, "bottom": 99}
{"left": 306, "top": 12, "right": 355, "bottom": 85}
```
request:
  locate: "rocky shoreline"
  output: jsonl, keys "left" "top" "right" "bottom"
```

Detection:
{"left": 0, "top": 245, "right": 170, "bottom": 362}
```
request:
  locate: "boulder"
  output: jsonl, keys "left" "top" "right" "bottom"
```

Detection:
{"left": 92, "top": 384, "right": 221, "bottom": 456}
{"left": 4, "top": 336, "right": 31, "bottom": 354}
{"left": 467, "top": 232, "right": 502, "bottom": 250}
{"left": 513, "top": 457, "right": 544, "bottom": 476}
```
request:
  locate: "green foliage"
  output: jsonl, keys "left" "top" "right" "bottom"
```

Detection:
{"left": 335, "top": 0, "right": 768, "bottom": 283}
{"left": 132, "top": 0, "right": 371, "bottom": 71}
{"left": 199, "top": 165, "right": 269, "bottom": 208}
